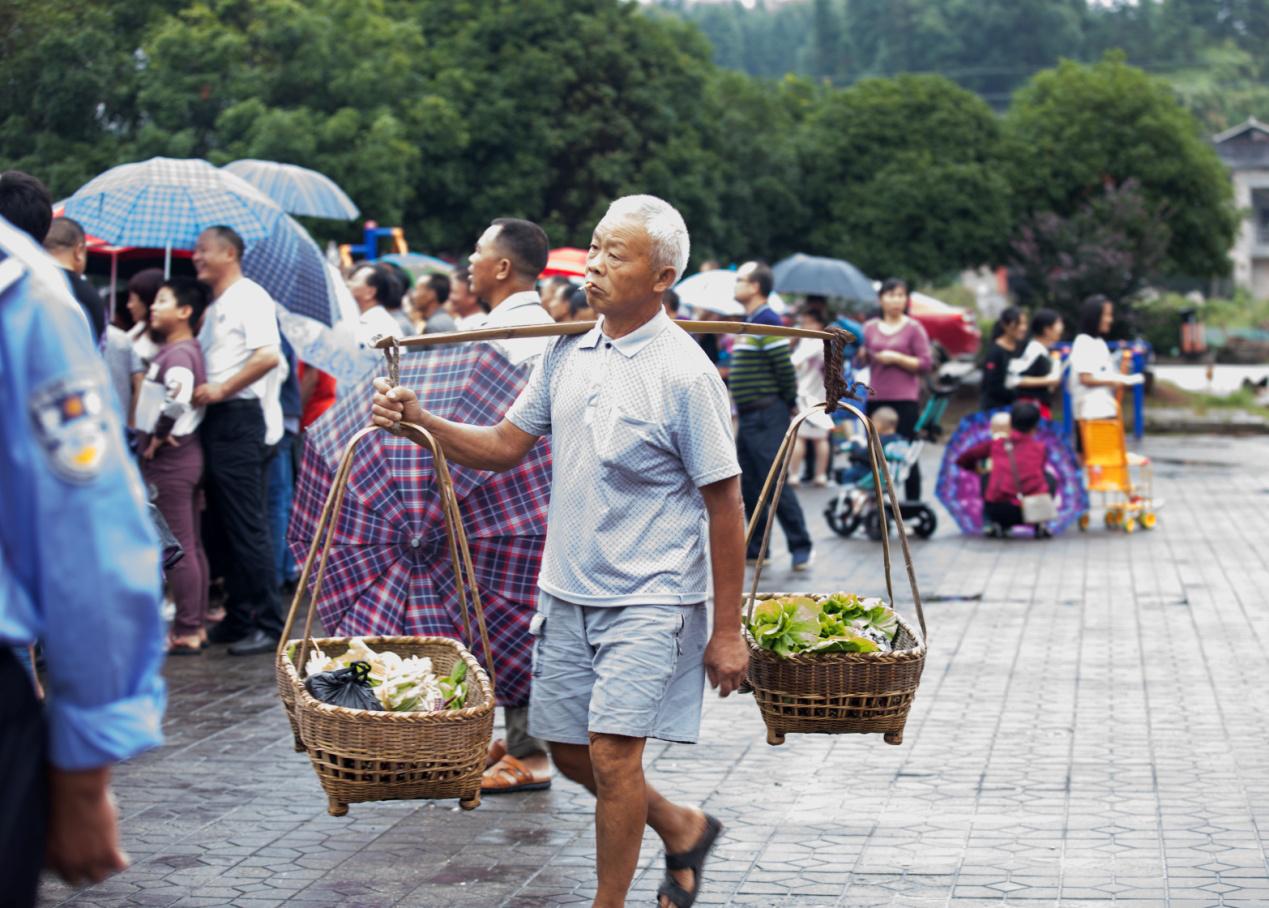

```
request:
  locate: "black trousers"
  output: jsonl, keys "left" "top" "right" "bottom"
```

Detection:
{"left": 0, "top": 647, "right": 47, "bottom": 907}
{"left": 867, "top": 398, "right": 922, "bottom": 501}
{"left": 737, "top": 398, "right": 813, "bottom": 559}
{"left": 201, "top": 400, "right": 282, "bottom": 638}
{"left": 984, "top": 500, "right": 1025, "bottom": 529}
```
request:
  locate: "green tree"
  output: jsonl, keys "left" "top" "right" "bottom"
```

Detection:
{"left": 1009, "top": 179, "right": 1171, "bottom": 318}
{"left": 1003, "top": 53, "right": 1238, "bottom": 281}
{"left": 1168, "top": 43, "right": 1269, "bottom": 132}
{"left": 797, "top": 74, "right": 1012, "bottom": 282}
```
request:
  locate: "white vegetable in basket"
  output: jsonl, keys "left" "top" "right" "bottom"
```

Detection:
{"left": 305, "top": 645, "right": 340, "bottom": 677}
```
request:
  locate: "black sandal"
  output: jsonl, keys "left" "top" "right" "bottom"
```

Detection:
{"left": 656, "top": 813, "right": 723, "bottom": 907}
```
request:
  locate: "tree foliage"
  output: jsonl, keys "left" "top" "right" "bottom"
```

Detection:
{"left": 0, "top": 0, "right": 1241, "bottom": 289}
{"left": 666, "top": 0, "right": 1269, "bottom": 128}
{"left": 1003, "top": 54, "right": 1238, "bottom": 281}
{"left": 1009, "top": 179, "right": 1172, "bottom": 320}
{"left": 798, "top": 75, "right": 1013, "bottom": 281}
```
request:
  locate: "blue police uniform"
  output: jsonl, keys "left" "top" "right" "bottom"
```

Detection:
{"left": 0, "top": 216, "right": 165, "bottom": 903}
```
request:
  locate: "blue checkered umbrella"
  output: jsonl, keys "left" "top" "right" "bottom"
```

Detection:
{"left": 242, "top": 214, "right": 341, "bottom": 326}
{"left": 61, "top": 157, "right": 284, "bottom": 249}
{"left": 223, "top": 159, "right": 359, "bottom": 220}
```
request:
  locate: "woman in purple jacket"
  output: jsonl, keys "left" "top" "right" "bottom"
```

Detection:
{"left": 858, "top": 278, "right": 932, "bottom": 499}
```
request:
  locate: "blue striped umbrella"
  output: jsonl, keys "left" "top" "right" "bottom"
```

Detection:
{"left": 243, "top": 214, "right": 341, "bottom": 326}
{"left": 223, "top": 159, "right": 359, "bottom": 220}
{"left": 61, "top": 157, "right": 284, "bottom": 249}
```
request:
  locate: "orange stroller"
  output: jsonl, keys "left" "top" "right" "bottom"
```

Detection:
{"left": 1076, "top": 418, "right": 1159, "bottom": 533}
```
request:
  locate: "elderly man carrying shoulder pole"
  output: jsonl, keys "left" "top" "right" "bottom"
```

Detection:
{"left": 373, "top": 195, "right": 747, "bottom": 908}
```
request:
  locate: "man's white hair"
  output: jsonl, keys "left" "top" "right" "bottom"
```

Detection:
{"left": 603, "top": 194, "right": 690, "bottom": 282}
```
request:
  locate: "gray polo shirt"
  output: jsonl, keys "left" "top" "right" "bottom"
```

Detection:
{"left": 506, "top": 308, "right": 739, "bottom": 606}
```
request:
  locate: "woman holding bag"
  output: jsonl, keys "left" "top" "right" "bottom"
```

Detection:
{"left": 955, "top": 402, "right": 1053, "bottom": 538}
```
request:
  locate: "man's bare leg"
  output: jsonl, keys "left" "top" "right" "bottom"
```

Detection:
{"left": 552, "top": 738, "right": 709, "bottom": 908}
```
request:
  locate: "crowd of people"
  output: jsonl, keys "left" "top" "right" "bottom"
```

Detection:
{"left": 1, "top": 153, "right": 1161, "bottom": 907}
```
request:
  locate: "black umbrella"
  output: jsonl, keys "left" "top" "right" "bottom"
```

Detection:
{"left": 773, "top": 253, "right": 877, "bottom": 303}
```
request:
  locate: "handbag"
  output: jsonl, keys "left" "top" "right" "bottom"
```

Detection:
{"left": 1004, "top": 440, "right": 1057, "bottom": 525}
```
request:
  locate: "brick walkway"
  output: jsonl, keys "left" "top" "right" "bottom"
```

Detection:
{"left": 39, "top": 434, "right": 1269, "bottom": 907}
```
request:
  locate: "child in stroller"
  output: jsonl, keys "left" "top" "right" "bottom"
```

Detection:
{"left": 824, "top": 367, "right": 962, "bottom": 540}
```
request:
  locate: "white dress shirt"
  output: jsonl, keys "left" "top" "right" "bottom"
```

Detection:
{"left": 483, "top": 291, "right": 555, "bottom": 366}
{"left": 357, "top": 304, "right": 400, "bottom": 348}
{"left": 197, "top": 277, "right": 281, "bottom": 402}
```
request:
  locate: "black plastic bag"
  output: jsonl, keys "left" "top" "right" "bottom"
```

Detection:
{"left": 305, "top": 661, "right": 382, "bottom": 711}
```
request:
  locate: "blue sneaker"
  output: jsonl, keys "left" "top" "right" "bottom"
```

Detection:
{"left": 791, "top": 549, "right": 815, "bottom": 572}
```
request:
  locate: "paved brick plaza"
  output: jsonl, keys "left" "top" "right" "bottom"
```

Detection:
{"left": 40, "top": 434, "right": 1269, "bottom": 907}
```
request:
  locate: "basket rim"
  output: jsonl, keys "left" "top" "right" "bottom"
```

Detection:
{"left": 744, "top": 592, "right": 927, "bottom": 663}
{"left": 280, "top": 635, "right": 495, "bottom": 722}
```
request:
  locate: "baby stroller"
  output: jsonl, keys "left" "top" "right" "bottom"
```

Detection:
{"left": 1076, "top": 418, "right": 1160, "bottom": 533}
{"left": 824, "top": 368, "right": 962, "bottom": 541}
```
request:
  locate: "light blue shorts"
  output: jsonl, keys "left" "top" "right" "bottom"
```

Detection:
{"left": 527, "top": 591, "right": 708, "bottom": 745}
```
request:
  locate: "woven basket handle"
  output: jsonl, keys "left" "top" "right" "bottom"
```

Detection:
{"left": 276, "top": 422, "right": 498, "bottom": 694}
{"left": 742, "top": 402, "right": 926, "bottom": 641}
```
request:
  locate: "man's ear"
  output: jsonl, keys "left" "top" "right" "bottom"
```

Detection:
{"left": 651, "top": 266, "right": 677, "bottom": 296}
{"left": 496, "top": 257, "right": 513, "bottom": 282}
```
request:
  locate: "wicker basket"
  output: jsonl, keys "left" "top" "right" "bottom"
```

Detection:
{"left": 744, "top": 402, "right": 928, "bottom": 746}
{"left": 275, "top": 422, "right": 497, "bottom": 816}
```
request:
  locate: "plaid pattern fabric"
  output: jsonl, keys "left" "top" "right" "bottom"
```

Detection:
{"left": 290, "top": 343, "right": 549, "bottom": 707}
{"left": 61, "top": 157, "right": 283, "bottom": 249}
{"left": 242, "top": 215, "right": 339, "bottom": 326}
{"left": 223, "top": 160, "right": 359, "bottom": 220}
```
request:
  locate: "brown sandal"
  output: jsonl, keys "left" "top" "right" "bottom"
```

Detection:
{"left": 480, "top": 754, "right": 551, "bottom": 794}
{"left": 485, "top": 738, "right": 508, "bottom": 769}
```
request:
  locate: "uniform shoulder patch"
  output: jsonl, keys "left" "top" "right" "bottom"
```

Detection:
{"left": 29, "top": 376, "right": 112, "bottom": 483}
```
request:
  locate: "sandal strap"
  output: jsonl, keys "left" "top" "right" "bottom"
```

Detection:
{"left": 663, "top": 814, "right": 722, "bottom": 871}
{"left": 656, "top": 876, "right": 694, "bottom": 907}
{"left": 484, "top": 754, "right": 544, "bottom": 787}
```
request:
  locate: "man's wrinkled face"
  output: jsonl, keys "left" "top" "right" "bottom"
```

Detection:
{"left": 193, "top": 231, "right": 234, "bottom": 283}
{"left": 585, "top": 214, "right": 665, "bottom": 317}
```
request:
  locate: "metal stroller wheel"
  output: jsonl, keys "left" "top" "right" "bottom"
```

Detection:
{"left": 912, "top": 506, "right": 937, "bottom": 539}
{"left": 824, "top": 494, "right": 860, "bottom": 538}
{"left": 865, "top": 510, "right": 886, "bottom": 541}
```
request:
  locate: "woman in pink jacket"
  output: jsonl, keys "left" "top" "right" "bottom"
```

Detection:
{"left": 955, "top": 402, "right": 1052, "bottom": 538}
{"left": 858, "top": 278, "right": 932, "bottom": 499}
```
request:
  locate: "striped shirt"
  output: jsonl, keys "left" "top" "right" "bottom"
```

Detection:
{"left": 728, "top": 303, "right": 797, "bottom": 409}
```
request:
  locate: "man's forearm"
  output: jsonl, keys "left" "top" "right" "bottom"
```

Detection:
{"left": 413, "top": 411, "right": 521, "bottom": 473}
{"left": 704, "top": 481, "right": 746, "bottom": 633}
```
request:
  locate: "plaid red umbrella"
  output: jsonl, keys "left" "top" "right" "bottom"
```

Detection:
{"left": 289, "top": 343, "right": 550, "bottom": 707}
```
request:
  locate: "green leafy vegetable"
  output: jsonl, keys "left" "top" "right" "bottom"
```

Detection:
{"left": 748, "top": 593, "right": 900, "bottom": 659}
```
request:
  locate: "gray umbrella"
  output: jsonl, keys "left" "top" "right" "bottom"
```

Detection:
{"left": 773, "top": 254, "right": 877, "bottom": 303}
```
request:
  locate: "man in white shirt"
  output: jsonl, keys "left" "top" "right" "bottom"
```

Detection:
{"left": 449, "top": 265, "right": 488, "bottom": 330}
{"left": 347, "top": 263, "right": 403, "bottom": 347}
{"left": 191, "top": 225, "right": 285, "bottom": 656}
{"left": 468, "top": 218, "right": 556, "bottom": 367}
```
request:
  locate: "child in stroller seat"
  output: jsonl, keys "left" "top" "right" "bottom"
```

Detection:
{"left": 825, "top": 407, "right": 938, "bottom": 539}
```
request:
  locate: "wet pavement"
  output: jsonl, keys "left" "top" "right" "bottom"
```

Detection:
{"left": 38, "top": 434, "right": 1269, "bottom": 906}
